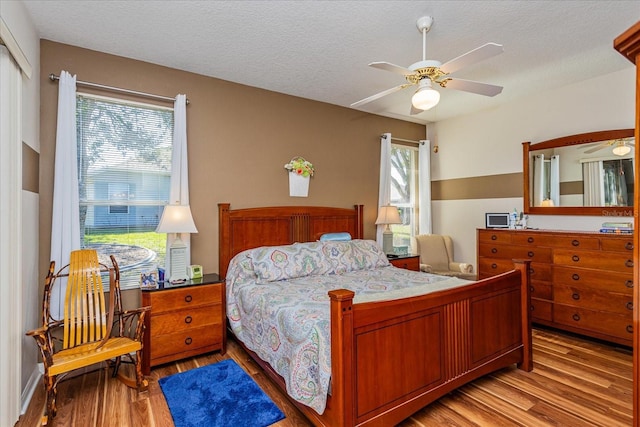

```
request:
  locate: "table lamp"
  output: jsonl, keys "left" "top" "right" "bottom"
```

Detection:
{"left": 156, "top": 204, "right": 198, "bottom": 283}
{"left": 375, "top": 205, "right": 402, "bottom": 254}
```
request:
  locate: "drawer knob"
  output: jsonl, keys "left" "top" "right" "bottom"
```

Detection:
{"left": 571, "top": 239, "right": 579, "bottom": 246}
{"left": 530, "top": 286, "right": 535, "bottom": 293}
{"left": 529, "top": 267, "right": 535, "bottom": 275}
{"left": 627, "top": 325, "right": 634, "bottom": 334}
{"left": 626, "top": 302, "right": 633, "bottom": 311}
{"left": 491, "top": 235, "right": 497, "bottom": 240}
{"left": 625, "top": 280, "right": 634, "bottom": 289}
{"left": 572, "top": 293, "right": 580, "bottom": 300}
{"left": 185, "top": 337, "right": 193, "bottom": 345}
{"left": 527, "top": 237, "right": 534, "bottom": 243}
{"left": 491, "top": 248, "right": 497, "bottom": 254}
{"left": 625, "top": 259, "right": 634, "bottom": 268}
{"left": 572, "top": 313, "right": 581, "bottom": 322}
{"left": 530, "top": 305, "right": 535, "bottom": 311}
{"left": 572, "top": 255, "right": 580, "bottom": 262}
{"left": 527, "top": 251, "right": 534, "bottom": 258}
{"left": 491, "top": 263, "right": 497, "bottom": 269}
{"left": 185, "top": 315, "right": 193, "bottom": 324}
{"left": 184, "top": 294, "right": 193, "bottom": 303}
{"left": 572, "top": 274, "right": 580, "bottom": 281}
{"left": 625, "top": 242, "right": 634, "bottom": 251}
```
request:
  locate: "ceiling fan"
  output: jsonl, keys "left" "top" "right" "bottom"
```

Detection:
{"left": 351, "top": 16, "right": 504, "bottom": 114}
{"left": 582, "top": 137, "right": 635, "bottom": 155}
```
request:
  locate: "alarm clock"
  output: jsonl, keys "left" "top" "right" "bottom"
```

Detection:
{"left": 187, "top": 264, "right": 203, "bottom": 280}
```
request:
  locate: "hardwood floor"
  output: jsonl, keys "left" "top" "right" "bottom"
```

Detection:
{"left": 16, "top": 328, "right": 632, "bottom": 427}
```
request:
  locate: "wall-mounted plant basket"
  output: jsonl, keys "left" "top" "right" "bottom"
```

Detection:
{"left": 289, "top": 172, "right": 310, "bottom": 197}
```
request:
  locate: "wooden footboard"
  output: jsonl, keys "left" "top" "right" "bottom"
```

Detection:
{"left": 322, "top": 260, "right": 532, "bottom": 427}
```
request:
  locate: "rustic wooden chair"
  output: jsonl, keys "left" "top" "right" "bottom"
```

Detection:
{"left": 26, "top": 249, "right": 150, "bottom": 425}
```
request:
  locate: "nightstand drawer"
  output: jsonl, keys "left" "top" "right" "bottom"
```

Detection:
{"left": 150, "top": 285, "right": 221, "bottom": 312}
{"left": 151, "top": 325, "right": 223, "bottom": 360}
{"left": 151, "top": 304, "right": 222, "bottom": 335}
{"left": 390, "top": 256, "right": 420, "bottom": 271}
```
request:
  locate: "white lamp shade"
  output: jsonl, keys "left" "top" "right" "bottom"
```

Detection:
{"left": 541, "top": 199, "right": 555, "bottom": 207}
{"left": 156, "top": 205, "right": 198, "bottom": 234}
{"left": 612, "top": 144, "right": 631, "bottom": 156}
{"left": 411, "top": 80, "right": 440, "bottom": 111}
{"left": 375, "top": 205, "right": 402, "bottom": 225}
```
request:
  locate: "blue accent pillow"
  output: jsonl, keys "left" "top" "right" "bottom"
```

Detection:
{"left": 319, "top": 232, "right": 352, "bottom": 242}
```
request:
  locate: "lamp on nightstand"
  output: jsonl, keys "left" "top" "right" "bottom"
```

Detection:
{"left": 375, "top": 205, "right": 402, "bottom": 255}
{"left": 156, "top": 204, "right": 198, "bottom": 283}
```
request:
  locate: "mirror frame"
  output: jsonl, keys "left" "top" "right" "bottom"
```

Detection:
{"left": 523, "top": 128, "right": 635, "bottom": 216}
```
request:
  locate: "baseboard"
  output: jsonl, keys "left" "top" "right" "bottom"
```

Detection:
{"left": 20, "top": 364, "right": 42, "bottom": 415}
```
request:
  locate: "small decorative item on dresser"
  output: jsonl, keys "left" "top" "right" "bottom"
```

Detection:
{"left": 285, "top": 157, "right": 314, "bottom": 197}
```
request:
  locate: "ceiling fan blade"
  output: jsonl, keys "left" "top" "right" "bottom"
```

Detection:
{"left": 584, "top": 144, "right": 608, "bottom": 154}
{"left": 440, "top": 43, "right": 504, "bottom": 75}
{"left": 410, "top": 105, "right": 424, "bottom": 115}
{"left": 350, "top": 84, "right": 411, "bottom": 108}
{"left": 445, "top": 78, "right": 503, "bottom": 97}
{"left": 369, "top": 62, "right": 415, "bottom": 76}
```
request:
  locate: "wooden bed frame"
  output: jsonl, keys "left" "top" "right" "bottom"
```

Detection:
{"left": 218, "top": 203, "right": 532, "bottom": 427}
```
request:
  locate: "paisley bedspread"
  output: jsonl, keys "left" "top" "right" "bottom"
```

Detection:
{"left": 225, "top": 240, "right": 471, "bottom": 414}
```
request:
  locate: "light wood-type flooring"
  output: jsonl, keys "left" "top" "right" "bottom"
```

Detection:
{"left": 16, "top": 328, "right": 632, "bottom": 427}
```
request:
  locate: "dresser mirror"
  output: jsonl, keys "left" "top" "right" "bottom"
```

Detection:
{"left": 523, "top": 129, "right": 635, "bottom": 216}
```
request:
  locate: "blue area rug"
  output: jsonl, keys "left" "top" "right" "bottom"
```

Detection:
{"left": 159, "top": 359, "right": 285, "bottom": 427}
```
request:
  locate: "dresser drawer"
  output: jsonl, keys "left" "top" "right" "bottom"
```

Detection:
{"left": 151, "top": 325, "right": 223, "bottom": 360}
{"left": 478, "top": 231, "right": 512, "bottom": 244}
{"left": 479, "top": 258, "right": 550, "bottom": 279}
{"left": 552, "top": 265, "right": 634, "bottom": 294}
{"left": 531, "top": 299, "right": 552, "bottom": 322}
{"left": 479, "top": 244, "right": 552, "bottom": 262}
{"left": 530, "top": 281, "right": 552, "bottom": 300}
{"left": 150, "top": 285, "right": 222, "bottom": 313}
{"left": 554, "top": 285, "right": 634, "bottom": 315}
{"left": 553, "top": 249, "right": 634, "bottom": 273}
{"left": 554, "top": 304, "right": 634, "bottom": 342}
{"left": 151, "top": 304, "right": 222, "bottom": 335}
{"left": 511, "top": 233, "right": 600, "bottom": 250}
{"left": 600, "top": 237, "right": 634, "bottom": 253}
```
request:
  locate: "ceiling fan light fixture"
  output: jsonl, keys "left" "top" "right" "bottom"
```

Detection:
{"left": 612, "top": 143, "right": 631, "bottom": 156}
{"left": 411, "top": 79, "right": 440, "bottom": 110}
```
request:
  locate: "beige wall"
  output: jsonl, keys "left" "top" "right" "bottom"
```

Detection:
{"left": 429, "top": 66, "right": 636, "bottom": 265}
{"left": 39, "top": 40, "right": 425, "bottom": 289}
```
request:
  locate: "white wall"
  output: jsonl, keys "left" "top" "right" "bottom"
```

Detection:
{"left": 430, "top": 66, "right": 636, "bottom": 266}
{"left": 0, "top": 0, "right": 41, "bottom": 422}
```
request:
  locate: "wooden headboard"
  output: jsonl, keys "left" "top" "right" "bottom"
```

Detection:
{"left": 218, "top": 203, "right": 364, "bottom": 278}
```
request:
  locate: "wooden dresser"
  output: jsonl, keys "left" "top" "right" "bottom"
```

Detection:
{"left": 478, "top": 228, "right": 634, "bottom": 346}
{"left": 141, "top": 274, "right": 226, "bottom": 375}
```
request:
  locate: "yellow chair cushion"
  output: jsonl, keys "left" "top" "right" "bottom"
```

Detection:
{"left": 49, "top": 337, "right": 141, "bottom": 376}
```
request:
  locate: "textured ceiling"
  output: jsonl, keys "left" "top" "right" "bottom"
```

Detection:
{"left": 22, "top": 0, "right": 639, "bottom": 124}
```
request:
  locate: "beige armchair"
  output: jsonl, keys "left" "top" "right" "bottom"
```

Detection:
{"left": 414, "top": 234, "right": 476, "bottom": 280}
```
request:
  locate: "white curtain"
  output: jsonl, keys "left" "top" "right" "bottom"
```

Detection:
{"left": 532, "top": 154, "right": 545, "bottom": 206}
{"left": 418, "top": 140, "right": 432, "bottom": 234}
{"left": 550, "top": 155, "right": 560, "bottom": 206}
{"left": 376, "top": 133, "right": 392, "bottom": 246}
{"left": 50, "top": 70, "right": 80, "bottom": 318}
{"left": 583, "top": 161, "right": 603, "bottom": 206}
{"left": 0, "top": 44, "right": 23, "bottom": 426}
{"left": 165, "top": 94, "right": 192, "bottom": 277}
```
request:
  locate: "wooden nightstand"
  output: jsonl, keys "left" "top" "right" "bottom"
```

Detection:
{"left": 388, "top": 254, "right": 421, "bottom": 271}
{"left": 141, "top": 273, "right": 226, "bottom": 375}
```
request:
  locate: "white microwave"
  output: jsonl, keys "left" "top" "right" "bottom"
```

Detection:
{"left": 485, "top": 213, "right": 510, "bottom": 228}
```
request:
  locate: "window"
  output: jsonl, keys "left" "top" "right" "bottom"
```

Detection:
{"left": 77, "top": 94, "right": 173, "bottom": 288}
{"left": 390, "top": 144, "right": 419, "bottom": 248}
{"left": 108, "top": 182, "right": 131, "bottom": 214}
